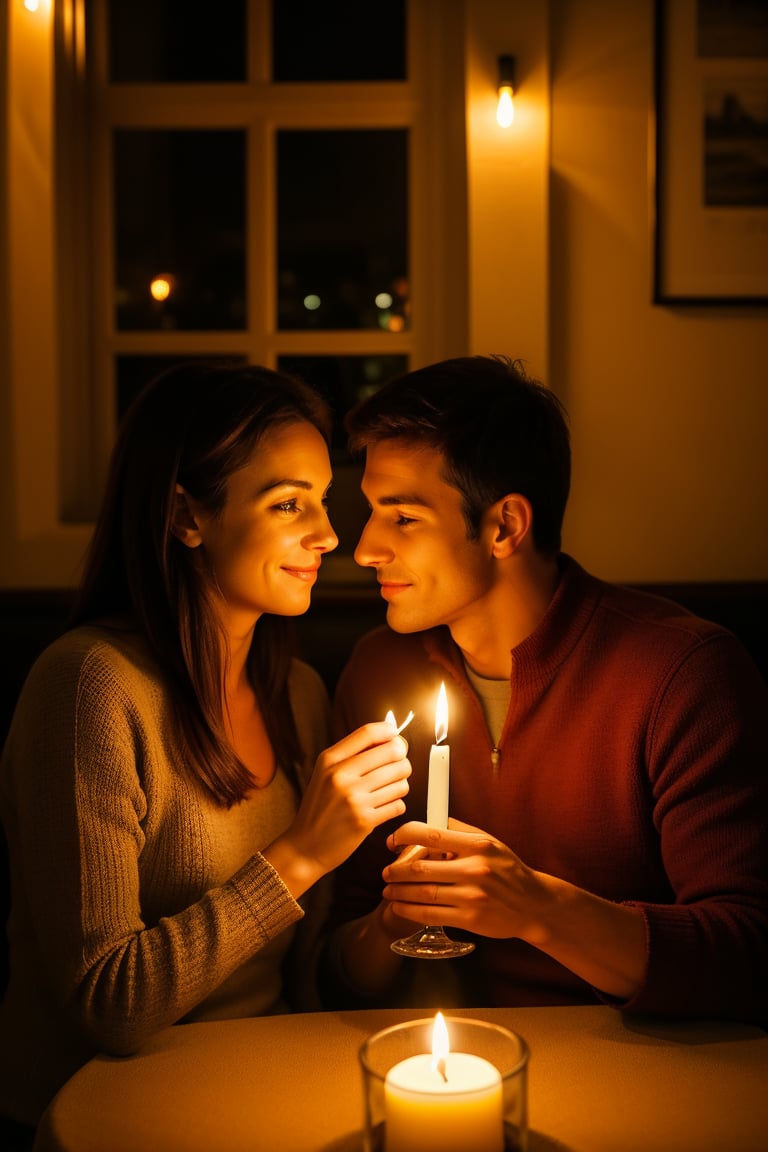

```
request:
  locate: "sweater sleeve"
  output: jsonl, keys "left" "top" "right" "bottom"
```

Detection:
{"left": 281, "top": 658, "right": 334, "bottom": 1011}
{"left": 620, "top": 631, "right": 768, "bottom": 1024}
{"left": 10, "top": 639, "right": 305, "bottom": 1056}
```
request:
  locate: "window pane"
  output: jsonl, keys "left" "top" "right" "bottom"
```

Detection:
{"left": 116, "top": 355, "right": 248, "bottom": 423}
{"left": 107, "top": 0, "right": 247, "bottom": 83}
{"left": 277, "top": 354, "right": 407, "bottom": 552}
{"left": 277, "top": 130, "right": 409, "bottom": 331}
{"left": 277, "top": 354, "right": 408, "bottom": 452}
{"left": 272, "top": 0, "right": 406, "bottom": 82}
{"left": 114, "top": 130, "right": 246, "bottom": 332}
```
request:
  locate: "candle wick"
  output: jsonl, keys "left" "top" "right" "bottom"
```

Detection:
{"left": 436, "top": 1057, "right": 447, "bottom": 1083}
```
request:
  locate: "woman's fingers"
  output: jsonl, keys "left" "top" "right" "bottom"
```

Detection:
{"left": 321, "top": 722, "right": 408, "bottom": 769}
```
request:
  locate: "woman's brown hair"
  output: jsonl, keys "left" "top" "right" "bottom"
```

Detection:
{"left": 70, "top": 361, "right": 333, "bottom": 806}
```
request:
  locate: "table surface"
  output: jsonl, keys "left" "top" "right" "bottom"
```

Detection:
{"left": 33, "top": 1005, "right": 768, "bottom": 1152}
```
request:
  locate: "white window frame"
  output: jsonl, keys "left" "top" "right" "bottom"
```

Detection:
{"left": 1, "top": 0, "right": 468, "bottom": 586}
{"left": 71, "top": 0, "right": 468, "bottom": 520}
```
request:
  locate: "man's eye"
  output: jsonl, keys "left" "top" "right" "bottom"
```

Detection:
{"left": 396, "top": 514, "right": 416, "bottom": 526}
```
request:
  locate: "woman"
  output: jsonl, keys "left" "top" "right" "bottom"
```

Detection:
{"left": 0, "top": 362, "right": 411, "bottom": 1145}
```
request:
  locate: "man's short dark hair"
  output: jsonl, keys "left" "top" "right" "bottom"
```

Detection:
{"left": 345, "top": 355, "right": 570, "bottom": 554}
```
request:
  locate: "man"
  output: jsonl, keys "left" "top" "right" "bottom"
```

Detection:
{"left": 324, "top": 355, "right": 768, "bottom": 1022}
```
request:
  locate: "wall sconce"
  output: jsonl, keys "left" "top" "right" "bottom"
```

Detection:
{"left": 497, "top": 54, "right": 516, "bottom": 128}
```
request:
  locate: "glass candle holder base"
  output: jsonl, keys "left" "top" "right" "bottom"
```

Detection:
{"left": 363, "top": 1121, "right": 527, "bottom": 1152}
{"left": 390, "top": 925, "right": 476, "bottom": 959}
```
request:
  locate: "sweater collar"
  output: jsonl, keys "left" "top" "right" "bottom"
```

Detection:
{"left": 423, "top": 554, "right": 604, "bottom": 693}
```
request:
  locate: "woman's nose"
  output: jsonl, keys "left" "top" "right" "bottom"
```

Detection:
{"left": 311, "top": 510, "right": 338, "bottom": 553}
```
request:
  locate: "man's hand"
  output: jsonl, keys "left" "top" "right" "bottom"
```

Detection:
{"left": 382, "top": 817, "right": 647, "bottom": 1000}
{"left": 382, "top": 818, "right": 548, "bottom": 942}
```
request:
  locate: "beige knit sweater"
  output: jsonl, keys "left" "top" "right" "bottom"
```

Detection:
{"left": 0, "top": 625, "right": 332, "bottom": 1125}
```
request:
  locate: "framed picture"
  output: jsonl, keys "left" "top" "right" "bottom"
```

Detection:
{"left": 653, "top": 0, "right": 768, "bottom": 304}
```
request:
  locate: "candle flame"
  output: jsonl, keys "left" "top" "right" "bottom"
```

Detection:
{"left": 431, "top": 1011, "right": 449, "bottom": 1082}
{"left": 434, "top": 682, "right": 448, "bottom": 745}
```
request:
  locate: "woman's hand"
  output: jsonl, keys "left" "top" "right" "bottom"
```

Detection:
{"left": 262, "top": 722, "right": 410, "bottom": 898}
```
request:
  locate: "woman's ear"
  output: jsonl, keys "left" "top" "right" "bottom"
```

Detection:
{"left": 170, "top": 484, "right": 203, "bottom": 548}
{"left": 490, "top": 494, "right": 533, "bottom": 558}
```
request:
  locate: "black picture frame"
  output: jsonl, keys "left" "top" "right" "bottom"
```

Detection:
{"left": 653, "top": 0, "right": 768, "bottom": 305}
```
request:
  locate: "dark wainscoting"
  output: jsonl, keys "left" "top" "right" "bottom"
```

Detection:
{"left": 1, "top": 580, "right": 766, "bottom": 746}
{"left": 0, "top": 584, "right": 388, "bottom": 747}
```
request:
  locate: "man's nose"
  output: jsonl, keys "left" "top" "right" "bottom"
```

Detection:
{"left": 353, "top": 518, "right": 390, "bottom": 567}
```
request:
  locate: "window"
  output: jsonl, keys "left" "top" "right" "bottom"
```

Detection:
{"left": 53, "top": 0, "right": 467, "bottom": 568}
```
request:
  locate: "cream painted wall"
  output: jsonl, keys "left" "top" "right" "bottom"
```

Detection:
{"left": 546, "top": 1, "right": 767, "bottom": 581}
{"left": 2, "top": 0, "right": 91, "bottom": 588}
{"left": 465, "top": 0, "right": 768, "bottom": 582}
{"left": 464, "top": 0, "right": 551, "bottom": 380}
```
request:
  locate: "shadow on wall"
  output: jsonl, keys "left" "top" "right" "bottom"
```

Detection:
{"left": 1, "top": 582, "right": 766, "bottom": 746}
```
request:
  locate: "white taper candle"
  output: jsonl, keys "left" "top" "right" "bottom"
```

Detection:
{"left": 426, "top": 682, "right": 449, "bottom": 828}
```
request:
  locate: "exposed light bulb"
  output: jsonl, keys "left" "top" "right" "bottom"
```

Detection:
{"left": 496, "top": 55, "right": 516, "bottom": 128}
{"left": 497, "top": 86, "right": 514, "bottom": 128}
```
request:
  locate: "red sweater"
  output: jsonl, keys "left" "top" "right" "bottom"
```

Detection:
{"left": 329, "top": 556, "right": 768, "bottom": 1023}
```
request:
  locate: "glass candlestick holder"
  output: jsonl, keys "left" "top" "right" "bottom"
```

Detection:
{"left": 390, "top": 924, "right": 475, "bottom": 959}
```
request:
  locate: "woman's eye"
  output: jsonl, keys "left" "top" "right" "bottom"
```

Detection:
{"left": 274, "top": 499, "right": 299, "bottom": 514}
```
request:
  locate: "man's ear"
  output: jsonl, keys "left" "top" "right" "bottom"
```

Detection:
{"left": 170, "top": 484, "right": 203, "bottom": 548}
{"left": 490, "top": 494, "right": 533, "bottom": 557}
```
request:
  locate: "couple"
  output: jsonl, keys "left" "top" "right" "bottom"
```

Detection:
{"left": 1, "top": 356, "right": 766, "bottom": 1141}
